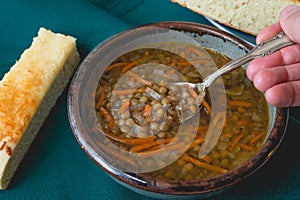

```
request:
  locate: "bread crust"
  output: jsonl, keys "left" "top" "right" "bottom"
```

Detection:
{"left": 171, "top": 0, "right": 300, "bottom": 36}
{"left": 0, "top": 28, "right": 80, "bottom": 189}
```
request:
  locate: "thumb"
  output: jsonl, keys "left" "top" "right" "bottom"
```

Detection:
{"left": 280, "top": 5, "right": 300, "bottom": 43}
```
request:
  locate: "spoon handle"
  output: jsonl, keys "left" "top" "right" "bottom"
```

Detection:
{"left": 197, "top": 32, "right": 295, "bottom": 158}
{"left": 199, "top": 31, "right": 295, "bottom": 90}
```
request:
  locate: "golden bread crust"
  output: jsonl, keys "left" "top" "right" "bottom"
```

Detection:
{"left": 0, "top": 28, "right": 80, "bottom": 189}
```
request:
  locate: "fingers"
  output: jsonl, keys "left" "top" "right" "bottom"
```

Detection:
{"left": 246, "top": 5, "right": 300, "bottom": 107}
{"left": 256, "top": 22, "right": 282, "bottom": 44}
{"left": 252, "top": 63, "right": 300, "bottom": 92}
{"left": 264, "top": 81, "right": 300, "bottom": 107}
{"left": 280, "top": 5, "right": 300, "bottom": 43}
{"left": 246, "top": 44, "right": 300, "bottom": 80}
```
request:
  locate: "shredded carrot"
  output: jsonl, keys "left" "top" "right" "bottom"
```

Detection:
{"left": 183, "top": 125, "right": 208, "bottom": 136}
{"left": 101, "top": 128, "right": 156, "bottom": 145}
{"left": 112, "top": 88, "right": 146, "bottom": 95}
{"left": 138, "top": 142, "right": 186, "bottom": 158}
{"left": 112, "top": 89, "right": 135, "bottom": 95}
{"left": 237, "top": 106, "right": 248, "bottom": 113}
{"left": 187, "top": 85, "right": 212, "bottom": 115}
{"left": 198, "top": 125, "right": 209, "bottom": 133}
{"left": 212, "top": 112, "right": 225, "bottom": 129}
{"left": 249, "top": 131, "right": 266, "bottom": 145}
{"left": 201, "top": 99, "right": 212, "bottom": 115}
{"left": 105, "top": 62, "right": 128, "bottom": 72}
{"left": 96, "top": 87, "right": 106, "bottom": 109}
{"left": 183, "top": 155, "right": 228, "bottom": 174}
{"left": 119, "top": 100, "right": 130, "bottom": 114}
{"left": 237, "top": 120, "right": 249, "bottom": 126}
{"left": 122, "top": 61, "right": 138, "bottom": 73}
{"left": 126, "top": 71, "right": 152, "bottom": 86}
{"left": 144, "top": 104, "right": 151, "bottom": 116}
{"left": 188, "top": 87, "right": 198, "bottom": 99}
{"left": 130, "top": 138, "right": 173, "bottom": 153}
{"left": 230, "top": 134, "right": 244, "bottom": 151}
{"left": 224, "top": 133, "right": 233, "bottom": 138}
{"left": 99, "top": 107, "right": 115, "bottom": 130}
{"left": 238, "top": 143, "right": 254, "bottom": 151}
{"left": 200, "top": 155, "right": 212, "bottom": 164}
{"left": 170, "top": 61, "right": 177, "bottom": 67}
{"left": 188, "top": 136, "right": 204, "bottom": 149}
{"left": 228, "top": 100, "right": 252, "bottom": 107}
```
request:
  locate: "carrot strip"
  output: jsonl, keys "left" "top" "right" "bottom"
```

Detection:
{"left": 224, "top": 133, "right": 233, "bottom": 138}
{"left": 201, "top": 99, "right": 212, "bottom": 115}
{"left": 183, "top": 125, "right": 208, "bottom": 136}
{"left": 238, "top": 143, "right": 254, "bottom": 151}
{"left": 99, "top": 107, "right": 115, "bottom": 130}
{"left": 119, "top": 100, "right": 130, "bottom": 114}
{"left": 130, "top": 138, "right": 173, "bottom": 153}
{"left": 105, "top": 62, "right": 128, "bottom": 72}
{"left": 122, "top": 61, "right": 138, "bottom": 73}
{"left": 126, "top": 71, "right": 152, "bottom": 86}
{"left": 144, "top": 104, "right": 151, "bottom": 116}
{"left": 96, "top": 87, "right": 106, "bottom": 109}
{"left": 183, "top": 155, "right": 228, "bottom": 174}
{"left": 187, "top": 86, "right": 212, "bottom": 115}
{"left": 237, "top": 120, "right": 248, "bottom": 126}
{"left": 200, "top": 155, "right": 212, "bottom": 163}
{"left": 101, "top": 128, "right": 156, "bottom": 145}
{"left": 112, "top": 88, "right": 146, "bottom": 95}
{"left": 112, "top": 89, "right": 135, "bottom": 95}
{"left": 188, "top": 136, "right": 204, "bottom": 149}
{"left": 188, "top": 87, "right": 198, "bottom": 99}
{"left": 249, "top": 131, "right": 266, "bottom": 145}
{"left": 230, "top": 134, "right": 244, "bottom": 151}
{"left": 228, "top": 100, "right": 252, "bottom": 107}
{"left": 138, "top": 142, "right": 186, "bottom": 158}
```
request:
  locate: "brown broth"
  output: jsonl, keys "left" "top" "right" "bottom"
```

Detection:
{"left": 95, "top": 47, "right": 269, "bottom": 180}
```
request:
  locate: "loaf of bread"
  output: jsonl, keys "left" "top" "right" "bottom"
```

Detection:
{"left": 171, "top": 0, "right": 300, "bottom": 35}
{"left": 0, "top": 28, "right": 80, "bottom": 189}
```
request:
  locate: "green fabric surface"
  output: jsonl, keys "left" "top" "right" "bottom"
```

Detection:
{"left": 0, "top": 0, "right": 299, "bottom": 199}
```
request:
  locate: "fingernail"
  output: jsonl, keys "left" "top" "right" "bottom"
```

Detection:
{"left": 281, "top": 5, "right": 300, "bottom": 21}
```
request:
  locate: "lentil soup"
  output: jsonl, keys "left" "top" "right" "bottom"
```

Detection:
{"left": 95, "top": 47, "right": 269, "bottom": 180}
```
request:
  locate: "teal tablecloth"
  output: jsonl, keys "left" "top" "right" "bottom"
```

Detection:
{"left": 0, "top": 0, "right": 299, "bottom": 199}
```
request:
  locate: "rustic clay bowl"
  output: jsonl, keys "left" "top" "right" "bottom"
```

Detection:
{"left": 67, "top": 22, "right": 288, "bottom": 199}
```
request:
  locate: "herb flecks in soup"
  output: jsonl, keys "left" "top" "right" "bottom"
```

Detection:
{"left": 95, "top": 47, "right": 269, "bottom": 180}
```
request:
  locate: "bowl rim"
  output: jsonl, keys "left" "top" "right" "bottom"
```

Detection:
{"left": 68, "top": 21, "right": 289, "bottom": 196}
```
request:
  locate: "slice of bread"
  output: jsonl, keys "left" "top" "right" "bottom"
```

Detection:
{"left": 0, "top": 28, "right": 80, "bottom": 189}
{"left": 171, "top": 0, "right": 300, "bottom": 36}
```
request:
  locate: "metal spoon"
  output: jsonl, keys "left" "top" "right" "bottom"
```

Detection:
{"left": 173, "top": 31, "right": 295, "bottom": 158}
{"left": 176, "top": 31, "right": 294, "bottom": 101}
{"left": 174, "top": 31, "right": 295, "bottom": 120}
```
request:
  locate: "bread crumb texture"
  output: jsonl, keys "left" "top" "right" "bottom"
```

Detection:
{"left": 0, "top": 28, "right": 80, "bottom": 189}
{"left": 171, "top": 0, "right": 300, "bottom": 35}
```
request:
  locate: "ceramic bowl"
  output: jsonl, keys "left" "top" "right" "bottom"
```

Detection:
{"left": 67, "top": 22, "right": 288, "bottom": 199}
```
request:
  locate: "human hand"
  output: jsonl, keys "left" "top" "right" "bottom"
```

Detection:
{"left": 246, "top": 5, "right": 300, "bottom": 107}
